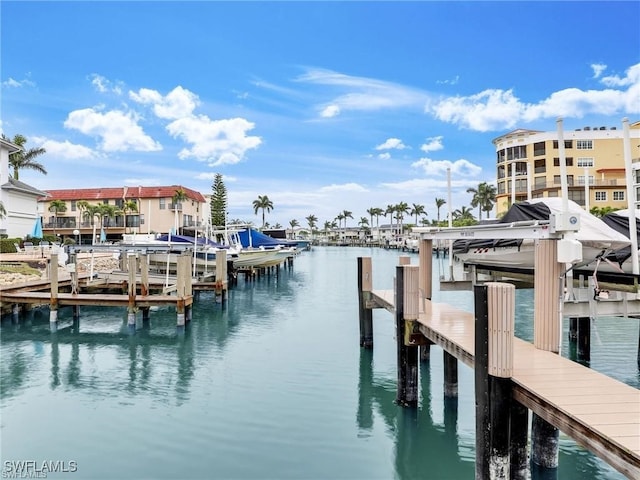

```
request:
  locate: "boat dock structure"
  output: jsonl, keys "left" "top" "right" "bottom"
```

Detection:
{"left": 356, "top": 228, "right": 639, "bottom": 478}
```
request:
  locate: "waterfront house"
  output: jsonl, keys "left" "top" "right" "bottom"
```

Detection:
{"left": 0, "top": 138, "right": 48, "bottom": 238}
{"left": 39, "top": 185, "right": 206, "bottom": 244}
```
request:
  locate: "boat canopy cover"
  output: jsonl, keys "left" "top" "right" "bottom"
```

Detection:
{"left": 156, "top": 234, "right": 227, "bottom": 248}
{"left": 453, "top": 198, "right": 630, "bottom": 255}
{"left": 238, "top": 228, "right": 297, "bottom": 248}
{"left": 601, "top": 209, "right": 640, "bottom": 264}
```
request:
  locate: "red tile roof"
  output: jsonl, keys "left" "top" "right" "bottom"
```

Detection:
{"left": 41, "top": 185, "right": 206, "bottom": 203}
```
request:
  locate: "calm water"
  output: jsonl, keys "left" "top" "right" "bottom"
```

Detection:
{"left": 1, "top": 247, "right": 638, "bottom": 479}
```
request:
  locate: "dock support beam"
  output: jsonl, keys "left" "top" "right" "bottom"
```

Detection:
{"left": 215, "top": 249, "right": 228, "bottom": 304}
{"left": 532, "top": 239, "right": 561, "bottom": 471}
{"left": 395, "top": 265, "right": 419, "bottom": 407}
{"left": 49, "top": 253, "right": 59, "bottom": 331}
{"left": 127, "top": 254, "right": 137, "bottom": 332}
{"left": 419, "top": 238, "right": 433, "bottom": 361}
{"left": 474, "top": 282, "right": 516, "bottom": 480}
{"left": 357, "top": 257, "right": 373, "bottom": 348}
{"left": 576, "top": 316, "right": 590, "bottom": 364}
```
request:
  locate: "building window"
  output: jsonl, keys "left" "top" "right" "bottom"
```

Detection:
{"left": 613, "top": 191, "right": 625, "bottom": 201}
{"left": 534, "top": 159, "right": 546, "bottom": 174}
{"left": 553, "top": 140, "right": 573, "bottom": 149}
{"left": 507, "top": 146, "right": 527, "bottom": 160}
{"left": 534, "top": 176, "right": 547, "bottom": 188}
{"left": 577, "top": 176, "right": 594, "bottom": 185}
{"left": 159, "top": 198, "right": 166, "bottom": 210}
{"left": 71, "top": 200, "right": 76, "bottom": 212}
{"left": 577, "top": 157, "right": 594, "bottom": 167}
{"left": 553, "top": 175, "right": 561, "bottom": 185}
{"left": 497, "top": 150, "right": 506, "bottom": 164}
{"left": 576, "top": 140, "right": 593, "bottom": 149}
{"left": 115, "top": 198, "right": 124, "bottom": 208}
{"left": 103, "top": 199, "right": 109, "bottom": 205}
{"left": 568, "top": 190, "right": 585, "bottom": 205}
{"left": 595, "top": 191, "right": 607, "bottom": 201}
{"left": 533, "top": 142, "right": 546, "bottom": 156}
{"left": 548, "top": 190, "right": 558, "bottom": 197}
{"left": 553, "top": 157, "right": 573, "bottom": 166}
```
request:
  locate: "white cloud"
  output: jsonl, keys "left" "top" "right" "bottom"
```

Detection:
{"left": 420, "top": 136, "right": 444, "bottom": 153}
{"left": 130, "top": 86, "right": 200, "bottom": 120}
{"left": 436, "top": 75, "right": 460, "bottom": 85}
{"left": 89, "top": 74, "right": 123, "bottom": 95}
{"left": 428, "top": 62, "right": 640, "bottom": 130}
{"left": 411, "top": 157, "right": 482, "bottom": 177}
{"left": 591, "top": 63, "right": 607, "bottom": 79}
{"left": 378, "top": 152, "right": 391, "bottom": 160}
{"left": 319, "top": 182, "right": 368, "bottom": 193}
{"left": 64, "top": 107, "right": 162, "bottom": 152}
{"left": 376, "top": 138, "right": 406, "bottom": 150}
{"left": 320, "top": 105, "right": 340, "bottom": 118}
{"left": 167, "top": 115, "right": 261, "bottom": 165}
{"left": 428, "top": 89, "right": 524, "bottom": 132}
{"left": 32, "top": 137, "right": 96, "bottom": 159}
{"left": 2, "top": 75, "right": 35, "bottom": 88}
{"left": 297, "top": 68, "right": 431, "bottom": 117}
{"left": 600, "top": 63, "right": 640, "bottom": 88}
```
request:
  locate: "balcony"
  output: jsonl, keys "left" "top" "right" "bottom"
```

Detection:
{"left": 44, "top": 218, "right": 77, "bottom": 229}
{"left": 169, "top": 203, "right": 183, "bottom": 211}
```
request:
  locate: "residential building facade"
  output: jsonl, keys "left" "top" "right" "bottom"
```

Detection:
{"left": 39, "top": 185, "right": 206, "bottom": 243}
{"left": 493, "top": 121, "right": 640, "bottom": 216}
{"left": 0, "top": 138, "right": 48, "bottom": 238}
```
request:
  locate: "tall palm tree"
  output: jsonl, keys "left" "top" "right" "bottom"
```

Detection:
{"left": 172, "top": 188, "right": 188, "bottom": 235}
{"left": 99, "top": 204, "right": 121, "bottom": 242}
{"left": 305, "top": 214, "right": 318, "bottom": 242}
{"left": 342, "top": 210, "right": 353, "bottom": 229}
{"left": 467, "top": 182, "right": 497, "bottom": 221}
{"left": 122, "top": 199, "right": 139, "bottom": 234}
{"left": 289, "top": 219, "right": 299, "bottom": 239}
{"left": 335, "top": 213, "right": 345, "bottom": 229}
{"left": 453, "top": 205, "right": 475, "bottom": 225}
{"left": 3, "top": 134, "right": 47, "bottom": 180}
{"left": 252, "top": 195, "right": 274, "bottom": 229}
{"left": 385, "top": 204, "right": 395, "bottom": 229}
{"left": 435, "top": 198, "right": 446, "bottom": 225}
{"left": 82, "top": 204, "right": 103, "bottom": 244}
{"left": 394, "top": 202, "right": 409, "bottom": 235}
{"left": 48, "top": 199, "right": 67, "bottom": 237}
{"left": 410, "top": 203, "right": 426, "bottom": 225}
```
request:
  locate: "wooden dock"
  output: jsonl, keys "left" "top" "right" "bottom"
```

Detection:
{"left": 369, "top": 289, "right": 640, "bottom": 478}
{"left": 358, "top": 234, "right": 640, "bottom": 479}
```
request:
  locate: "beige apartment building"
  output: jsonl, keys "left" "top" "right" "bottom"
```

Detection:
{"left": 493, "top": 120, "right": 640, "bottom": 216}
{"left": 39, "top": 185, "right": 206, "bottom": 244}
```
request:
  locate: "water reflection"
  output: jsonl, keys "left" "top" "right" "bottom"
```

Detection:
{"left": 357, "top": 348, "right": 474, "bottom": 479}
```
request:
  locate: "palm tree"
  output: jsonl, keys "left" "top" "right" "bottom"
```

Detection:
{"left": 252, "top": 195, "right": 274, "bottom": 229}
{"left": 122, "top": 199, "right": 138, "bottom": 234}
{"left": 289, "top": 219, "right": 299, "bottom": 239}
{"left": 3, "top": 134, "right": 47, "bottom": 180}
{"left": 0, "top": 201, "right": 6, "bottom": 220}
{"left": 99, "top": 204, "right": 121, "bottom": 242}
{"left": 385, "top": 204, "right": 395, "bottom": 229}
{"left": 452, "top": 206, "right": 476, "bottom": 226}
{"left": 467, "top": 182, "right": 497, "bottom": 221}
{"left": 172, "top": 188, "right": 188, "bottom": 235}
{"left": 410, "top": 203, "right": 426, "bottom": 225}
{"left": 394, "top": 202, "right": 409, "bottom": 235}
{"left": 305, "top": 214, "right": 317, "bottom": 242}
{"left": 435, "top": 198, "right": 446, "bottom": 224}
{"left": 48, "top": 199, "right": 67, "bottom": 237}
{"left": 342, "top": 210, "right": 353, "bottom": 229}
{"left": 82, "top": 204, "right": 103, "bottom": 244}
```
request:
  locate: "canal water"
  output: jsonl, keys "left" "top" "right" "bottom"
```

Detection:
{"left": 1, "top": 246, "right": 637, "bottom": 479}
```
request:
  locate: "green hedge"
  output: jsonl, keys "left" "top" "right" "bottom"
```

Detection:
{"left": 1, "top": 238, "right": 23, "bottom": 253}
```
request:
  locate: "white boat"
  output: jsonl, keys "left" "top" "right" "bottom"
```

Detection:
{"left": 453, "top": 198, "right": 631, "bottom": 272}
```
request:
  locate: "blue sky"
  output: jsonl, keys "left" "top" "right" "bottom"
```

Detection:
{"left": 2, "top": 1, "right": 639, "bottom": 228}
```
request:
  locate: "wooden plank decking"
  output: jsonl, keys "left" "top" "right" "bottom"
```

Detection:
{"left": 370, "top": 288, "right": 640, "bottom": 478}
{"left": 1, "top": 291, "right": 193, "bottom": 308}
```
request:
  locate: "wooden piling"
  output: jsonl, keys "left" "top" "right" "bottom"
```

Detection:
{"left": 398, "top": 255, "right": 410, "bottom": 266}
{"left": 127, "top": 254, "right": 137, "bottom": 331}
{"left": 532, "top": 239, "right": 561, "bottom": 469}
{"left": 577, "top": 316, "right": 590, "bottom": 363}
{"left": 443, "top": 351, "right": 458, "bottom": 397}
{"left": 510, "top": 401, "right": 529, "bottom": 480}
{"left": 395, "top": 265, "right": 419, "bottom": 407}
{"left": 475, "top": 282, "right": 517, "bottom": 480}
{"left": 357, "top": 257, "right": 374, "bottom": 348}
{"left": 419, "top": 238, "right": 434, "bottom": 361}
{"left": 176, "top": 253, "right": 188, "bottom": 329}
{"left": 140, "top": 253, "right": 149, "bottom": 296}
{"left": 216, "top": 249, "right": 228, "bottom": 304}
{"left": 49, "top": 253, "right": 59, "bottom": 328}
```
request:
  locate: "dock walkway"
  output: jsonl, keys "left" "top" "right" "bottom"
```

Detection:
{"left": 370, "top": 288, "right": 640, "bottom": 478}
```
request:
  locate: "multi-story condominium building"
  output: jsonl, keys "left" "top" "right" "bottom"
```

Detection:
{"left": 39, "top": 185, "right": 206, "bottom": 244}
{"left": 493, "top": 121, "right": 640, "bottom": 216}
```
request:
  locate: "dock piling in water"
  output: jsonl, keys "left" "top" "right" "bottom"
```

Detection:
{"left": 395, "top": 265, "right": 419, "bottom": 407}
{"left": 357, "top": 257, "right": 373, "bottom": 348}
